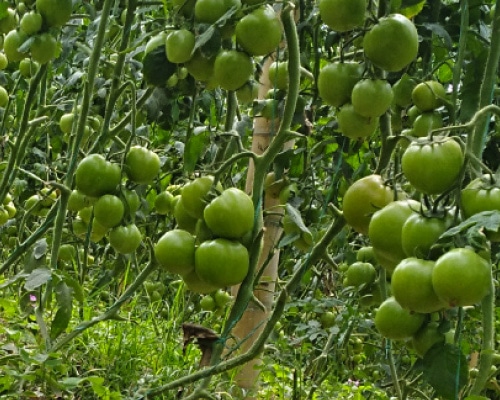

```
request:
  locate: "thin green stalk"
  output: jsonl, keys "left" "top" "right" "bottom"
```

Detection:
{"left": 0, "top": 64, "right": 48, "bottom": 204}
{"left": 451, "top": 0, "right": 468, "bottom": 124}
{"left": 91, "top": 0, "right": 138, "bottom": 152}
{"left": 470, "top": 278, "right": 496, "bottom": 395}
{"left": 387, "top": 340, "right": 403, "bottom": 400}
{"left": 468, "top": 0, "right": 500, "bottom": 172}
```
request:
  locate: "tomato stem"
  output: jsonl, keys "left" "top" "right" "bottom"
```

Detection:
{"left": 470, "top": 277, "right": 496, "bottom": 395}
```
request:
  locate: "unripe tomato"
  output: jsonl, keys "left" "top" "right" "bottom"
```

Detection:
{"left": 165, "top": 29, "right": 195, "bottom": 64}
{"left": 203, "top": 188, "right": 254, "bottom": 239}
{"left": 173, "top": 198, "right": 198, "bottom": 234}
{"left": 195, "top": 238, "right": 249, "bottom": 287}
{"left": 351, "top": 79, "right": 393, "bottom": 118}
{"left": 317, "top": 62, "right": 363, "bottom": 107}
{"left": 368, "top": 200, "right": 420, "bottom": 271}
{"left": 337, "top": 103, "right": 378, "bottom": 139}
{"left": 200, "top": 295, "right": 216, "bottom": 311}
{"left": 59, "top": 113, "right": 74, "bottom": 134}
{"left": 108, "top": 224, "right": 142, "bottom": 254}
{"left": 182, "top": 269, "right": 219, "bottom": 294}
{"left": 342, "top": 174, "right": 397, "bottom": 235}
{"left": 0, "top": 53, "right": 8, "bottom": 70}
{"left": 401, "top": 212, "right": 452, "bottom": 257}
{"left": 30, "top": 32, "right": 57, "bottom": 64}
{"left": 432, "top": 248, "right": 491, "bottom": 307}
{"left": 374, "top": 296, "right": 425, "bottom": 340}
{"left": 58, "top": 243, "right": 77, "bottom": 263}
{"left": 181, "top": 176, "right": 222, "bottom": 219}
{"left": 0, "top": 86, "right": 9, "bottom": 108}
{"left": 75, "top": 154, "right": 121, "bottom": 197}
{"left": 155, "top": 191, "right": 175, "bottom": 215}
{"left": 401, "top": 137, "right": 464, "bottom": 195}
{"left": 363, "top": 14, "right": 418, "bottom": 72}
{"left": 194, "top": 0, "right": 240, "bottom": 23}
{"left": 213, "top": 50, "right": 253, "bottom": 91}
{"left": 412, "top": 111, "right": 443, "bottom": 137}
{"left": 20, "top": 11, "right": 42, "bottom": 35}
{"left": 214, "top": 289, "right": 232, "bottom": 307}
{"left": 36, "top": 0, "right": 72, "bottom": 28}
{"left": 67, "top": 190, "right": 97, "bottom": 212}
{"left": 185, "top": 50, "right": 215, "bottom": 82}
{"left": 4, "top": 30, "right": 28, "bottom": 62}
{"left": 93, "top": 194, "right": 124, "bottom": 228}
{"left": 320, "top": 311, "right": 336, "bottom": 329}
{"left": 411, "top": 322, "right": 445, "bottom": 357}
{"left": 125, "top": 146, "right": 160, "bottom": 184}
{"left": 345, "top": 262, "right": 376, "bottom": 287}
{"left": 392, "top": 74, "right": 417, "bottom": 108}
{"left": 154, "top": 229, "right": 196, "bottom": 276}
{"left": 268, "top": 61, "right": 288, "bottom": 91}
{"left": 391, "top": 258, "right": 446, "bottom": 313}
{"left": 235, "top": 6, "right": 281, "bottom": 56}
{"left": 411, "top": 80, "right": 446, "bottom": 112}
{"left": 0, "top": 8, "right": 17, "bottom": 35}
{"left": 319, "top": 0, "right": 366, "bottom": 32}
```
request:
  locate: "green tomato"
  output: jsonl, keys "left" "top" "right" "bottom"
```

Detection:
{"left": 181, "top": 176, "right": 222, "bottom": 219}
{"left": 75, "top": 154, "right": 121, "bottom": 197}
{"left": 213, "top": 50, "right": 253, "bottom": 91}
{"left": 154, "top": 229, "right": 196, "bottom": 276}
{"left": 108, "top": 224, "right": 142, "bottom": 254}
{"left": 4, "top": 30, "right": 28, "bottom": 62}
{"left": 401, "top": 137, "right": 464, "bottom": 195}
{"left": 318, "top": 0, "right": 365, "bottom": 32}
{"left": 125, "top": 146, "right": 160, "bottom": 184}
{"left": 401, "top": 212, "right": 452, "bottom": 258}
{"left": 93, "top": 194, "right": 124, "bottom": 228}
{"left": 30, "top": 32, "right": 57, "bottom": 64}
{"left": 204, "top": 188, "right": 254, "bottom": 239}
{"left": 432, "top": 248, "right": 491, "bottom": 307}
{"left": 317, "top": 62, "right": 363, "bottom": 107}
{"left": 235, "top": 5, "right": 281, "bottom": 56}
{"left": 36, "top": 0, "right": 72, "bottom": 28}
{"left": 391, "top": 257, "right": 446, "bottom": 313}
{"left": 155, "top": 190, "right": 175, "bottom": 215}
{"left": 67, "top": 190, "right": 97, "bottom": 212}
{"left": 20, "top": 11, "right": 43, "bottom": 35}
{"left": 165, "top": 29, "right": 195, "bottom": 64}
{"left": 368, "top": 200, "right": 420, "bottom": 272}
{"left": 374, "top": 296, "right": 425, "bottom": 340}
{"left": 195, "top": 238, "right": 249, "bottom": 288}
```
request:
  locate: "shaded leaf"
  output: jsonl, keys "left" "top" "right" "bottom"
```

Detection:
{"left": 422, "top": 23, "right": 453, "bottom": 49}
{"left": 285, "top": 204, "right": 311, "bottom": 236}
{"left": 50, "top": 282, "right": 73, "bottom": 340}
{"left": 422, "top": 343, "right": 468, "bottom": 399}
{"left": 24, "top": 268, "right": 51, "bottom": 291}
{"left": 184, "top": 129, "right": 209, "bottom": 174}
{"left": 440, "top": 210, "right": 500, "bottom": 239}
{"left": 401, "top": 0, "right": 426, "bottom": 18}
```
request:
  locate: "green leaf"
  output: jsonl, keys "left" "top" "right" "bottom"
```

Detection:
{"left": 285, "top": 204, "right": 311, "bottom": 236}
{"left": 422, "top": 343, "right": 468, "bottom": 399}
{"left": 422, "top": 23, "right": 452, "bottom": 49}
{"left": 183, "top": 128, "right": 209, "bottom": 174}
{"left": 24, "top": 239, "right": 47, "bottom": 273}
{"left": 440, "top": 210, "right": 500, "bottom": 239}
{"left": 50, "top": 282, "right": 73, "bottom": 340}
{"left": 400, "top": 0, "right": 426, "bottom": 18}
{"left": 24, "top": 268, "right": 51, "bottom": 291}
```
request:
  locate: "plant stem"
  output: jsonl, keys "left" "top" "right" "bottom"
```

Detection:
{"left": 0, "top": 64, "right": 47, "bottom": 204}
{"left": 451, "top": 0, "right": 468, "bottom": 124}
{"left": 468, "top": 0, "right": 500, "bottom": 173}
{"left": 470, "top": 277, "right": 496, "bottom": 395}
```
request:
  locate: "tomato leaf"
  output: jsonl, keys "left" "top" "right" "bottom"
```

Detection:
{"left": 421, "top": 343, "right": 468, "bottom": 399}
{"left": 50, "top": 281, "right": 73, "bottom": 340}
{"left": 183, "top": 128, "right": 209, "bottom": 174}
{"left": 422, "top": 23, "right": 452, "bottom": 49}
{"left": 24, "top": 268, "right": 51, "bottom": 291}
{"left": 285, "top": 204, "right": 310, "bottom": 235}
{"left": 400, "top": 0, "right": 426, "bottom": 18}
{"left": 440, "top": 210, "right": 500, "bottom": 239}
